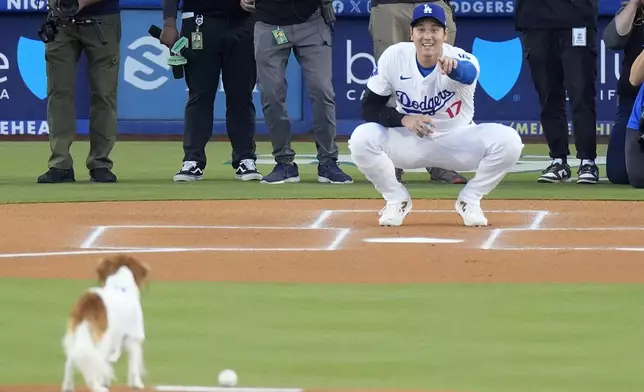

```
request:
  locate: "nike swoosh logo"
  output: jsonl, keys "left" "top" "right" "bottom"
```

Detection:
{"left": 400, "top": 76, "right": 412, "bottom": 80}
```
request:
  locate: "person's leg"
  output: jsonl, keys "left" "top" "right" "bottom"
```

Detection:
{"left": 38, "top": 23, "right": 82, "bottom": 183}
{"left": 348, "top": 122, "right": 419, "bottom": 226}
{"left": 559, "top": 27, "right": 599, "bottom": 183}
{"left": 606, "top": 95, "right": 635, "bottom": 184}
{"left": 521, "top": 29, "right": 572, "bottom": 182}
{"left": 81, "top": 13, "right": 121, "bottom": 182}
{"left": 221, "top": 17, "right": 261, "bottom": 181}
{"left": 174, "top": 14, "right": 225, "bottom": 181}
{"left": 625, "top": 128, "right": 644, "bottom": 188}
{"left": 254, "top": 20, "right": 301, "bottom": 184}
{"left": 291, "top": 12, "right": 352, "bottom": 184}
{"left": 416, "top": 124, "right": 524, "bottom": 226}
{"left": 369, "top": 3, "right": 410, "bottom": 183}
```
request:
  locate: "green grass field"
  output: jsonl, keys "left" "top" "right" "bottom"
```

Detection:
{"left": 1, "top": 141, "right": 643, "bottom": 391}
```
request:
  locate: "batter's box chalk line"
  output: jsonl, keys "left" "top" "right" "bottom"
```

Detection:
{"left": 482, "top": 226, "right": 644, "bottom": 252}
{"left": 77, "top": 224, "right": 352, "bottom": 254}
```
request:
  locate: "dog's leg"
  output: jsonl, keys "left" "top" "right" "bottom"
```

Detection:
{"left": 61, "top": 355, "right": 75, "bottom": 392}
{"left": 124, "top": 337, "right": 145, "bottom": 389}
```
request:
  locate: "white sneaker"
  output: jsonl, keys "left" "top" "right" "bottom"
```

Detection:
{"left": 378, "top": 199, "right": 413, "bottom": 227}
{"left": 455, "top": 199, "right": 488, "bottom": 227}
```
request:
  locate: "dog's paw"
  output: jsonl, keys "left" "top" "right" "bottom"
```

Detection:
{"left": 128, "top": 376, "right": 145, "bottom": 390}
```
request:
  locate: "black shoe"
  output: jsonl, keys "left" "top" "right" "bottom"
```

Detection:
{"left": 37, "top": 167, "right": 75, "bottom": 183}
{"left": 173, "top": 160, "right": 204, "bottom": 182}
{"left": 90, "top": 168, "right": 117, "bottom": 183}
{"left": 577, "top": 161, "right": 599, "bottom": 184}
{"left": 537, "top": 160, "right": 572, "bottom": 183}
{"left": 235, "top": 159, "right": 263, "bottom": 181}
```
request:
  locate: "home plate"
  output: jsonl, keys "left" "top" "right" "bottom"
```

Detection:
{"left": 363, "top": 237, "right": 464, "bottom": 244}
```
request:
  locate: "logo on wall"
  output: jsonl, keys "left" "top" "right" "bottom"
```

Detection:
{"left": 16, "top": 37, "right": 47, "bottom": 100}
{"left": 472, "top": 37, "right": 523, "bottom": 101}
{"left": 332, "top": 0, "right": 344, "bottom": 13}
{"left": 123, "top": 36, "right": 171, "bottom": 91}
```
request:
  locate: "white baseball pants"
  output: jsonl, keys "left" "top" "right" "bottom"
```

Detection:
{"left": 348, "top": 122, "right": 524, "bottom": 204}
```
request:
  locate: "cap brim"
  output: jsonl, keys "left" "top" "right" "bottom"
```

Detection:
{"left": 410, "top": 16, "right": 446, "bottom": 28}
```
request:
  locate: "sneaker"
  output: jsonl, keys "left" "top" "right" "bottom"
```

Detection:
{"left": 89, "top": 168, "right": 117, "bottom": 183}
{"left": 537, "top": 159, "right": 572, "bottom": 183}
{"left": 37, "top": 167, "right": 75, "bottom": 183}
{"left": 260, "top": 162, "right": 300, "bottom": 184}
{"left": 235, "top": 159, "right": 263, "bottom": 181}
{"left": 427, "top": 167, "right": 468, "bottom": 184}
{"left": 577, "top": 160, "right": 599, "bottom": 184}
{"left": 378, "top": 198, "right": 413, "bottom": 227}
{"left": 455, "top": 198, "right": 488, "bottom": 227}
{"left": 318, "top": 161, "right": 353, "bottom": 184}
{"left": 173, "top": 161, "right": 204, "bottom": 182}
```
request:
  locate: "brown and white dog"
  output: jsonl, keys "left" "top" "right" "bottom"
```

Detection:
{"left": 61, "top": 254, "right": 150, "bottom": 392}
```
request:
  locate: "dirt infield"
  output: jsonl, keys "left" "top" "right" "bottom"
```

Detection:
{"left": 0, "top": 199, "right": 643, "bottom": 284}
{"left": 1, "top": 198, "right": 643, "bottom": 392}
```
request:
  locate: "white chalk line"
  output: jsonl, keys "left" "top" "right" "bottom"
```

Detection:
{"left": 104, "top": 225, "right": 339, "bottom": 230}
{"left": 80, "top": 226, "right": 108, "bottom": 249}
{"left": 0, "top": 246, "right": 342, "bottom": 259}
{"left": 493, "top": 246, "right": 644, "bottom": 251}
{"left": 155, "top": 387, "right": 301, "bottom": 392}
{"left": 528, "top": 211, "right": 549, "bottom": 230}
{"left": 326, "top": 228, "right": 351, "bottom": 250}
{"left": 308, "top": 209, "right": 333, "bottom": 229}
{"left": 481, "top": 228, "right": 504, "bottom": 250}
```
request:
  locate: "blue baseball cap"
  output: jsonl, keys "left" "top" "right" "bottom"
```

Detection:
{"left": 410, "top": 3, "right": 447, "bottom": 28}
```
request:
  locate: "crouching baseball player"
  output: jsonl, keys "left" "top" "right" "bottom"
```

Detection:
{"left": 348, "top": 2, "right": 523, "bottom": 227}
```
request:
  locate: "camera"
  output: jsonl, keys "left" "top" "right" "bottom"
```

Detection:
{"left": 37, "top": 0, "right": 107, "bottom": 45}
{"left": 320, "top": 0, "right": 336, "bottom": 31}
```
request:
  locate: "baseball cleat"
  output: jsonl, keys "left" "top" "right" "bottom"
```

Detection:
{"left": 455, "top": 199, "right": 488, "bottom": 227}
{"left": 427, "top": 167, "right": 468, "bottom": 184}
{"left": 378, "top": 199, "right": 413, "bottom": 227}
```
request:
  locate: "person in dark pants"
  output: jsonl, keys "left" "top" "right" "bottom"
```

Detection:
{"left": 161, "top": 0, "right": 261, "bottom": 182}
{"left": 37, "top": 0, "right": 121, "bottom": 183}
{"left": 602, "top": 0, "right": 644, "bottom": 185}
{"left": 623, "top": 45, "right": 644, "bottom": 188}
{"left": 241, "top": 0, "right": 353, "bottom": 185}
{"left": 515, "top": 0, "right": 600, "bottom": 184}
{"left": 369, "top": 0, "right": 467, "bottom": 185}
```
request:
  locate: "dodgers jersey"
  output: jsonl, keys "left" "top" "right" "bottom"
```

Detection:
{"left": 367, "top": 42, "right": 480, "bottom": 133}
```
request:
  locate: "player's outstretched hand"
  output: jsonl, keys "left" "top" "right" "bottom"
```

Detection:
{"left": 437, "top": 56, "right": 458, "bottom": 75}
{"left": 401, "top": 114, "right": 434, "bottom": 138}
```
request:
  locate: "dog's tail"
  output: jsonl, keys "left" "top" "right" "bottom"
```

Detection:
{"left": 63, "top": 292, "right": 114, "bottom": 390}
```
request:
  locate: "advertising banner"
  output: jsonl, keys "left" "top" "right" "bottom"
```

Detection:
{"left": 333, "top": 17, "right": 622, "bottom": 137}
{"left": 0, "top": 9, "right": 627, "bottom": 137}
{"left": 117, "top": 10, "right": 302, "bottom": 121}
{"left": 0, "top": 0, "right": 624, "bottom": 17}
{"left": 0, "top": 14, "right": 91, "bottom": 136}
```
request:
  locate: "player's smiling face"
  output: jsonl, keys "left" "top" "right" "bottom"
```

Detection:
{"left": 410, "top": 18, "right": 447, "bottom": 58}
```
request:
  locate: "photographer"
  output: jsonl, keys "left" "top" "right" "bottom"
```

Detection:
{"left": 161, "top": 0, "right": 261, "bottom": 182}
{"left": 603, "top": 0, "right": 644, "bottom": 185}
{"left": 623, "top": 47, "right": 644, "bottom": 188}
{"left": 37, "top": 0, "right": 121, "bottom": 183}
{"left": 240, "top": 0, "right": 353, "bottom": 185}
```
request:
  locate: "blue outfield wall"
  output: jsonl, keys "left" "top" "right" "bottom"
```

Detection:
{"left": 0, "top": 0, "right": 626, "bottom": 137}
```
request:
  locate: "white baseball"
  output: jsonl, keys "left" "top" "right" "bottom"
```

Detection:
{"left": 218, "top": 369, "right": 238, "bottom": 387}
